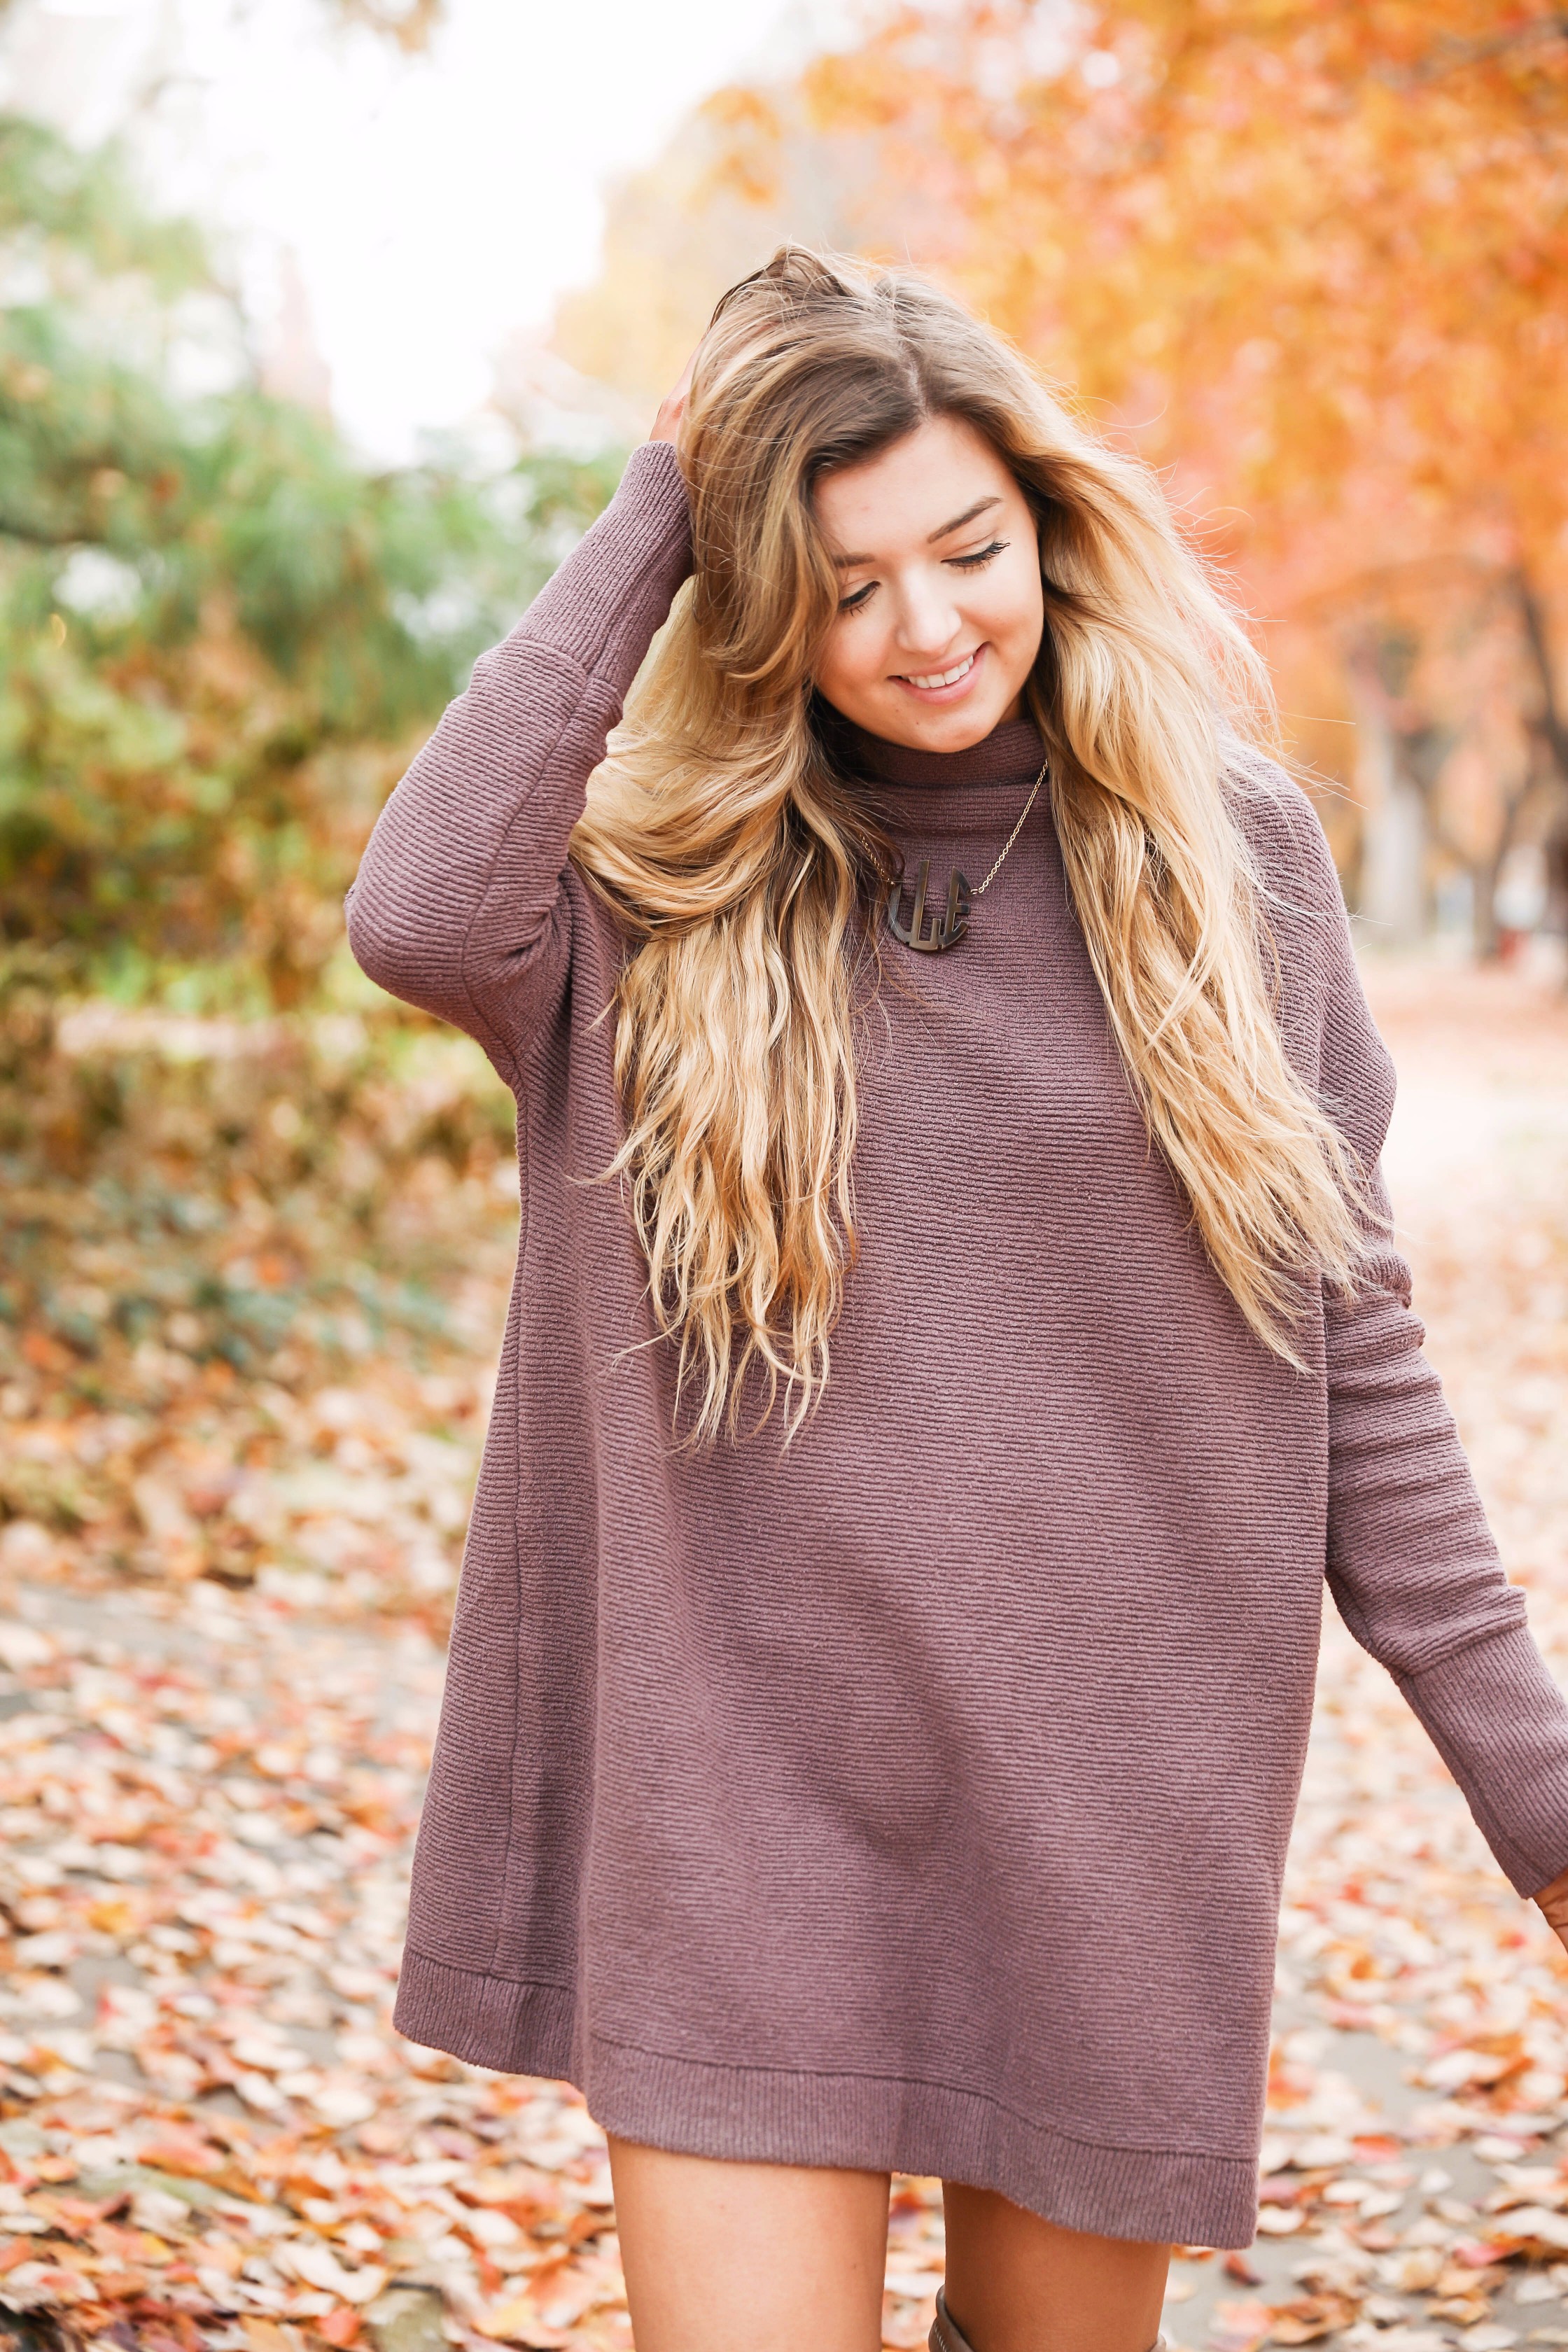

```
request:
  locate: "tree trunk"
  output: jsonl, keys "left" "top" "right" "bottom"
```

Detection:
{"left": 1473, "top": 777, "right": 1535, "bottom": 961}
{"left": 1472, "top": 858, "right": 1500, "bottom": 961}
{"left": 1516, "top": 566, "right": 1568, "bottom": 787}
{"left": 1349, "top": 652, "right": 1429, "bottom": 941}
{"left": 1512, "top": 566, "right": 1568, "bottom": 979}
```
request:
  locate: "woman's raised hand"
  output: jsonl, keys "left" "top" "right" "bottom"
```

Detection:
{"left": 650, "top": 349, "right": 698, "bottom": 451}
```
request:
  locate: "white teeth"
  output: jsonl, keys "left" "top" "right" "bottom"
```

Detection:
{"left": 904, "top": 652, "right": 976, "bottom": 691}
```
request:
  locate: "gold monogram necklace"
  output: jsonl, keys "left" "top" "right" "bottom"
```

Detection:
{"left": 884, "top": 755, "right": 1049, "bottom": 954}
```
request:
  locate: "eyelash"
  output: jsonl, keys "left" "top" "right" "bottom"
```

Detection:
{"left": 838, "top": 539, "right": 1010, "bottom": 614}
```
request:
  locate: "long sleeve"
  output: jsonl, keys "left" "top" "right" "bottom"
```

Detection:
{"left": 345, "top": 439, "right": 692, "bottom": 1082}
{"left": 1275, "top": 786, "right": 1568, "bottom": 1896}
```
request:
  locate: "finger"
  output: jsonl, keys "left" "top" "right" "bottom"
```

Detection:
{"left": 649, "top": 349, "right": 700, "bottom": 447}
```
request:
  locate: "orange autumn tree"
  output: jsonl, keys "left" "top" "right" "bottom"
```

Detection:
{"left": 705, "top": 0, "right": 1568, "bottom": 937}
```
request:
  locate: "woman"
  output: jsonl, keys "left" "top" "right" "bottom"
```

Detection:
{"left": 348, "top": 249, "right": 1568, "bottom": 2352}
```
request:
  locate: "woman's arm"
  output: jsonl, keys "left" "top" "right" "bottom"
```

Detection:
{"left": 344, "top": 436, "right": 692, "bottom": 1082}
{"left": 1270, "top": 782, "right": 1568, "bottom": 1901}
{"left": 1323, "top": 1164, "right": 1568, "bottom": 1901}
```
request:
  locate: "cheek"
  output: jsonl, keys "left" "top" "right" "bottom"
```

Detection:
{"left": 981, "top": 551, "right": 1045, "bottom": 650}
{"left": 815, "top": 617, "right": 878, "bottom": 700}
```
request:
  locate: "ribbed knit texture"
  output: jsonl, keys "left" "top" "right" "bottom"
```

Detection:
{"left": 347, "top": 438, "right": 1568, "bottom": 2250}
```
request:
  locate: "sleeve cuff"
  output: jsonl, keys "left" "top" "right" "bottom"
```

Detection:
{"left": 1399, "top": 1618, "right": 1568, "bottom": 1896}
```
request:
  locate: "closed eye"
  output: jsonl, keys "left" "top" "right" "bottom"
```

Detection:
{"left": 948, "top": 538, "right": 1009, "bottom": 570}
{"left": 836, "top": 538, "right": 1011, "bottom": 614}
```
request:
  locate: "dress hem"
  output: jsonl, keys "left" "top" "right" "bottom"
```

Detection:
{"left": 393, "top": 1946, "right": 1260, "bottom": 2250}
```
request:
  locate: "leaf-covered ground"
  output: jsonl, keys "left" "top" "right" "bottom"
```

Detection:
{"left": 1, "top": 955, "right": 1566, "bottom": 2352}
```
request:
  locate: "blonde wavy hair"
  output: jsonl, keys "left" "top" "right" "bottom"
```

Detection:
{"left": 571, "top": 247, "right": 1365, "bottom": 1441}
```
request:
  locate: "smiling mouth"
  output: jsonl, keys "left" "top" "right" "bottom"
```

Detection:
{"left": 898, "top": 650, "right": 979, "bottom": 692}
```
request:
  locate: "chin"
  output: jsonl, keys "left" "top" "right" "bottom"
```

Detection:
{"left": 883, "top": 695, "right": 1017, "bottom": 752}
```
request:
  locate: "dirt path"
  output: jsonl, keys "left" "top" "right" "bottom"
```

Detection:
{"left": 1, "top": 957, "right": 1567, "bottom": 2352}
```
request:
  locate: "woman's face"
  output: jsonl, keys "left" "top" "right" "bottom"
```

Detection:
{"left": 811, "top": 413, "right": 1044, "bottom": 752}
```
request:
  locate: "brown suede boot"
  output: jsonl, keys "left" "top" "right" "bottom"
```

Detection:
{"left": 929, "top": 2291, "right": 1170, "bottom": 2352}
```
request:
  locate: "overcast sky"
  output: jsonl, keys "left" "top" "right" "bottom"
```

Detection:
{"left": 0, "top": 0, "right": 847, "bottom": 458}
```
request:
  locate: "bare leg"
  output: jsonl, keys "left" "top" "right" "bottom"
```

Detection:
{"left": 941, "top": 2182, "right": 1171, "bottom": 2352}
{"left": 607, "top": 2136, "right": 891, "bottom": 2352}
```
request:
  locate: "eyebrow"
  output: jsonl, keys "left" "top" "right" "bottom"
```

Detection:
{"left": 831, "top": 494, "right": 1004, "bottom": 568}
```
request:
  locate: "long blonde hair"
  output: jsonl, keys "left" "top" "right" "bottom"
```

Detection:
{"left": 572, "top": 248, "right": 1364, "bottom": 1441}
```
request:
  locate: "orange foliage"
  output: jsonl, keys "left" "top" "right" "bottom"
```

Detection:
{"left": 806, "top": 3, "right": 1568, "bottom": 566}
{"left": 684, "top": 1, "right": 1568, "bottom": 931}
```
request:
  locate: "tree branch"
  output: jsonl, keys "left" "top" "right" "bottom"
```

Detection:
{"left": 1387, "top": 13, "right": 1568, "bottom": 88}
{"left": 1515, "top": 566, "right": 1568, "bottom": 785}
{"left": 0, "top": 515, "right": 96, "bottom": 550}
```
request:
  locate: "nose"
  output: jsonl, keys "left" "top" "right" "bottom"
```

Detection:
{"left": 889, "top": 568, "right": 964, "bottom": 666}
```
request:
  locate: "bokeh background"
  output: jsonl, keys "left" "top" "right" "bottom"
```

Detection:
{"left": 1, "top": 6, "right": 1567, "bottom": 2352}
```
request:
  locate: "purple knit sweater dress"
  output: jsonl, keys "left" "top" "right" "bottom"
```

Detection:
{"left": 347, "top": 438, "right": 1568, "bottom": 2250}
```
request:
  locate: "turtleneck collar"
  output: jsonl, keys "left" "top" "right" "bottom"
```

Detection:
{"left": 824, "top": 713, "right": 1051, "bottom": 846}
{"left": 841, "top": 715, "right": 1047, "bottom": 792}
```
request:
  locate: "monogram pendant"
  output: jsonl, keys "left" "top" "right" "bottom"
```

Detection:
{"left": 886, "top": 860, "right": 971, "bottom": 953}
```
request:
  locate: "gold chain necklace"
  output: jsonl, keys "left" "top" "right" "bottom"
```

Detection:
{"left": 884, "top": 755, "right": 1049, "bottom": 954}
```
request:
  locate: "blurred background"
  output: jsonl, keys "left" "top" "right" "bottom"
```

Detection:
{"left": 0, "top": 6, "right": 1567, "bottom": 2352}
